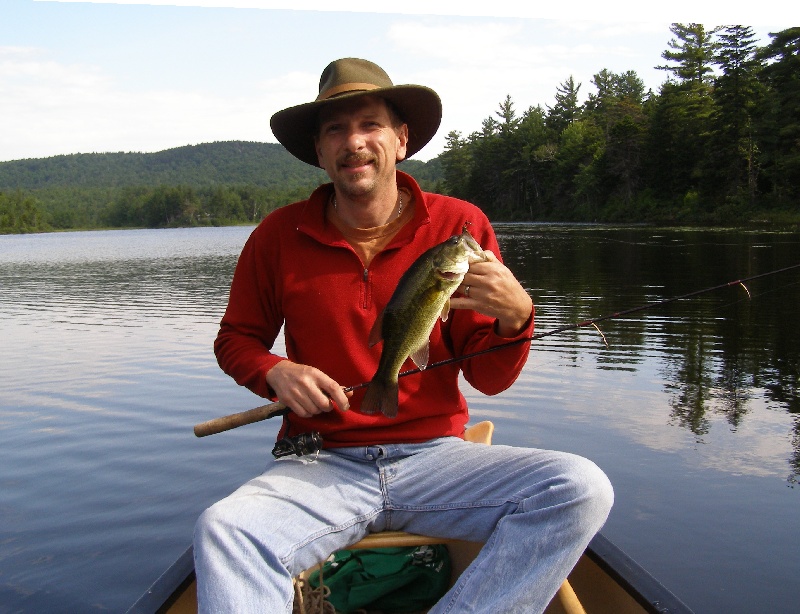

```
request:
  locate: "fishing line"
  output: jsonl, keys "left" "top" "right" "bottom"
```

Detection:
{"left": 194, "top": 262, "right": 800, "bottom": 437}
{"left": 344, "top": 261, "right": 800, "bottom": 393}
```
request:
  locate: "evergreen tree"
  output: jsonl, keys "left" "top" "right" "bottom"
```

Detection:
{"left": 515, "top": 106, "right": 554, "bottom": 219}
{"left": 582, "top": 70, "right": 648, "bottom": 214}
{"left": 553, "top": 120, "right": 604, "bottom": 220}
{"left": 755, "top": 28, "right": 800, "bottom": 206}
{"left": 496, "top": 95, "right": 520, "bottom": 135}
{"left": 547, "top": 76, "right": 582, "bottom": 134}
{"left": 657, "top": 23, "right": 721, "bottom": 85}
{"left": 705, "top": 25, "right": 763, "bottom": 209}
{"left": 648, "top": 24, "right": 720, "bottom": 217}
{"left": 463, "top": 100, "right": 517, "bottom": 218}
{"left": 441, "top": 130, "right": 473, "bottom": 200}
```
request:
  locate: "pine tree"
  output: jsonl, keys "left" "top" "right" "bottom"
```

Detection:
{"left": 547, "top": 76, "right": 582, "bottom": 134}
{"left": 657, "top": 23, "right": 721, "bottom": 86}
{"left": 705, "top": 25, "right": 763, "bottom": 208}
{"left": 755, "top": 27, "right": 800, "bottom": 206}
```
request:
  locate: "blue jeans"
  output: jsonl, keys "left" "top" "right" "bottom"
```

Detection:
{"left": 194, "top": 437, "right": 613, "bottom": 613}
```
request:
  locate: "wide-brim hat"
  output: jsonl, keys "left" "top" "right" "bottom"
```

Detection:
{"left": 270, "top": 58, "right": 442, "bottom": 167}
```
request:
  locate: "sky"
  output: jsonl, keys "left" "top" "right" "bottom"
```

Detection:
{"left": 0, "top": 0, "right": 794, "bottom": 163}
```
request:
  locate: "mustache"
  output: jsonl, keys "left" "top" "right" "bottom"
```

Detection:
{"left": 339, "top": 153, "right": 376, "bottom": 167}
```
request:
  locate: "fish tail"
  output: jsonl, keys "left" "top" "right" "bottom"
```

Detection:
{"left": 360, "top": 378, "right": 399, "bottom": 418}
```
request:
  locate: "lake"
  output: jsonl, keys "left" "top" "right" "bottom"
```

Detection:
{"left": 1, "top": 224, "right": 798, "bottom": 613}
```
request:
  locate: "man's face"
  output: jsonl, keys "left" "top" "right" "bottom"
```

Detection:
{"left": 315, "top": 95, "right": 409, "bottom": 200}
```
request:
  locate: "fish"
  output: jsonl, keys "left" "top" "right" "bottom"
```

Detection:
{"left": 360, "top": 228, "right": 489, "bottom": 418}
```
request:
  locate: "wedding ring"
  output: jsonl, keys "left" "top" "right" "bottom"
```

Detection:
{"left": 464, "top": 285, "right": 470, "bottom": 297}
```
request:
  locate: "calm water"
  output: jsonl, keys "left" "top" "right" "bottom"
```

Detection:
{"left": 1, "top": 224, "right": 798, "bottom": 613}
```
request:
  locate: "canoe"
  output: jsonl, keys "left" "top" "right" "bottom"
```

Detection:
{"left": 126, "top": 530, "right": 694, "bottom": 614}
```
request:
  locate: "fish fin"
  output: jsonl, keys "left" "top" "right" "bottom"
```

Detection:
{"left": 368, "top": 310, "right": 384, "bottom": 348}
{"left": 360, "top": 379, "right": 399, "bottom": 418}
{"left": 440, "top": 298, "right": 450, "bottom": 323}
{"left": 410, "top": 341, "right": 430, "bottom": 371}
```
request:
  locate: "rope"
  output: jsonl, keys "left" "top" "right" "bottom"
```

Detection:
{"left": 292, "top": 564, "right": 336, "bottom": 614}
{"left": 292, "top": 561, "right": 379, "bottom": 614}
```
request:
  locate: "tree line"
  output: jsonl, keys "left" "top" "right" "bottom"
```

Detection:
{"left": 0, "top": 182, "right": 325, "bottom": 234}
{"left": 3, "top": 25, "right": 798, "bottom": 234}
{"left": 0, "top": 143, "right": 437, "bottom": 234}
{"left": 440, "top": 25, "right": 800, "bottom": 224}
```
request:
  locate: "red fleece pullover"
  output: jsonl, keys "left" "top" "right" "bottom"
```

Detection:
{"left": 214, "top": 171, "right": 534, "bottom": 447}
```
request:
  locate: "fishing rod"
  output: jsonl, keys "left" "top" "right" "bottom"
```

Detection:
{"left": 193, "top": 262, "right": 800, "bottom": 437}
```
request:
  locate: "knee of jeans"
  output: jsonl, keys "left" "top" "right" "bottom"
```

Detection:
{"left": 571, "top": 455, "right": 614, "bottom": 521}
{"left": 538, "top": 453, "right": 614, "bottom": 520}
{"left": 194, "top": 501, "right": 237, "bottom": 549}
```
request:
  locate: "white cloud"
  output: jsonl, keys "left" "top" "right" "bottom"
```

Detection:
{"left": 0, "top": 45, "right": 278, "bottom": 160}
{"left": 257, "top": 70, "right": 318, "bottom": 121}
{"left": 383, "top": 19, "right": 671, "bottom": 159}
{"left": 388, "top": 22, "right": 531, "bottom": 67}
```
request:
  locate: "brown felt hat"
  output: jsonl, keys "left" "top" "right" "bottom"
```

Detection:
{"left": 270, "top": 58, "right": 442, "bottom": 167}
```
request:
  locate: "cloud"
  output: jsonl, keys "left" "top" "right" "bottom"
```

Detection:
{"left": 381, "top": 19, "right": 670, "bottom": 159}
{"left": 0, "top": 45, "right": 277, "bottom": 160}
{"left": 388, "top": 22, "right": 531, "bottom": 67}
{"left": 257, "top": 70, "right": 318, "bottom": 122}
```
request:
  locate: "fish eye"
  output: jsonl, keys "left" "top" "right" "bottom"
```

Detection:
{"left": 448, "top": 235, "right": 459, "bottom": 244}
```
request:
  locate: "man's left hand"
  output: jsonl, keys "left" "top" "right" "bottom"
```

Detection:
{"left": 450, "top": 251, "right": 533, "bottom": 338}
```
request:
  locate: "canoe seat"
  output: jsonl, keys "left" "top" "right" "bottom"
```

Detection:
{"left": 296, "top": 421, "right": 587, "bottom": 614}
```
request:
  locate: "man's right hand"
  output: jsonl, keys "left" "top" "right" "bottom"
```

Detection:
{"left": 265, "top": 361, "right": 351, "bottom": 418}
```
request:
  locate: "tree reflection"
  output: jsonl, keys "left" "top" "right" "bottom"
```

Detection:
{"left": 713, "top": 361, "right": 753, "bottom": 430}
{"left": 497, "top": 223, "right": 800, "bottom": 484}
{"left": 663, "top": 328, "right": 714, "bottom": 437}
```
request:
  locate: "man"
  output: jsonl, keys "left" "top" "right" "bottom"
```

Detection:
{"left": 195, "top": 57, "right": 613, "bottom": 613}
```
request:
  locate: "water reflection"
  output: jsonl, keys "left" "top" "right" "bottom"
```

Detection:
{"left": 495, "top": 223, "right": 800, "bottom": 484}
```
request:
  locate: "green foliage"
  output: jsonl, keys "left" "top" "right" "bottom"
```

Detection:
{"left": 0, "top": 141, "right": 444, "bottom": 233}
{"left": 657, "top": 23, "right": 721, "bottom": 85}
{"left": 0, "top": 191, "right": 49, "bottom": 234}
{"left": 0, "top": 141, "right": 328, "bottom": 190}
{"left": 103, "top": 184, "right": 298, "bottom": 228}
{"left": 755, "top": 28, "right": 800, "bottom": 206}
{"left": 440, "top": 25, "right": 800, "bottom": 225}
{"left": 547, "top": 76, "right": 582, "bottom": 133}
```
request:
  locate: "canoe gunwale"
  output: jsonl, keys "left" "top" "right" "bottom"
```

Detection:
{"left": 127, "top": 545, "right": 195, "bottom": 614}
{"left": 585, "top": 534, "right": 694, "bottom": 614}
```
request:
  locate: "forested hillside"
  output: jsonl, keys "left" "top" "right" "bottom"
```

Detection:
{"left": 0, "top": 142, "right": 441, "bottom": 233}
{"left": 0, "top": 141, "right": 325, "bottom": 189}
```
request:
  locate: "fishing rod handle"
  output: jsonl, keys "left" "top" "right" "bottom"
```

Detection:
{"left": 193, "top": 401, "right": 289, "bottom": 437}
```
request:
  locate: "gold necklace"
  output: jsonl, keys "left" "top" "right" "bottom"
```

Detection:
{"left": 333, "top": 191, "right": 404, "bottom": 220}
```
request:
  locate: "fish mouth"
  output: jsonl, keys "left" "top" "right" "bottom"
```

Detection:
{"left": 435, "top": 262, "right": 468, "bottom": 280}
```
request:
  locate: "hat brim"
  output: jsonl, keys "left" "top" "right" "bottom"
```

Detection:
{"left": 270, "top": 85, "right": 442, "bottom": 167}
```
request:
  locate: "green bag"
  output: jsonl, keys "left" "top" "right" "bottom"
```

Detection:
{"left": 308, "top": 545, "right": 451, "bottom": 613}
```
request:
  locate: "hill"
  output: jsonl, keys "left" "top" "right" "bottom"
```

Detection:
{"left": 0, "top": 141, "right": 326, "bottom": 190}
{"left": 0, "top": 141, "right": 445, "bottom": 233}
{"left": 0, "top": 141, "right": 443, "bottom": 191}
